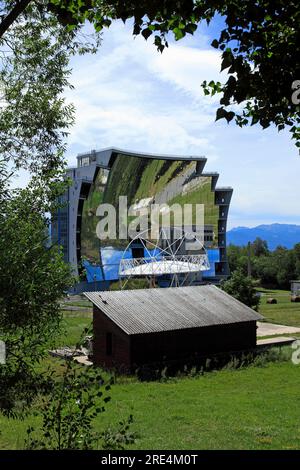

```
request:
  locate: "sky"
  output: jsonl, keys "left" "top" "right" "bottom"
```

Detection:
{"left": 61, "top": 19, "right": 300, "bottom": 230}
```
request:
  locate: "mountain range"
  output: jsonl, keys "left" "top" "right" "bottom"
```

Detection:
{"left": 227, "top": 223, "right": 300, "bottom": 250}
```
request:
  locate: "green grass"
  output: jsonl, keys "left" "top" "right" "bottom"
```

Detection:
{"left": 102, "top": 361, "right": 300, "bottom": 450}
{"left": 259, "top": 333, "right": 300, "bottom": 340}
{"left": 1, "top": 360, "right": 300, "bottom": 450}
{"left": 61, "top": 299, "right": 92, "bottom": 309}
{"left": 2, "top": 291, "right": 300, "bottom": 450}
{"left": 258, "top": 288, "right": 300, "bottom": 327}
{"left": 49, "top": 311, "right": 92, "bottom": 348}
{"left": 59, "top": 314, "right": 92, "bottom": 346}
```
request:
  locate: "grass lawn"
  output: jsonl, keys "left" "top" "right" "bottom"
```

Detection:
{"left": 1, "top": 359, "right": 300, "bottom": 450}
{"left": 258, "top": 288, "right": 300, "bottom": 327}
{"left": 45, "top": 291, "right": 300, "bottom": 450}
{"left": 54, "top": 311, "right": 92, "bottom": 347}
{"left": 2, "top": 290, "right": 300, "bottom": 450}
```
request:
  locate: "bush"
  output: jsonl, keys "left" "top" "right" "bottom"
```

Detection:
{"left": 25, "top": 359, "right": 135, "bottom": 450}
{"left": 221, "top": 269, "right": 260, "bottom": 310}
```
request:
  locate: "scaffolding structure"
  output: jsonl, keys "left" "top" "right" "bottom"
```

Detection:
{"left": 118, "top": 228, "right": 210, "bottom": 288}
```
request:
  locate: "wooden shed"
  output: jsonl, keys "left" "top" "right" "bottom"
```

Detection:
{"left": 85, "top": 285, "right": 263, "bottom": 371}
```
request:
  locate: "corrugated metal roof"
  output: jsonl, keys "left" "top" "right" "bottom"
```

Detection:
{"left": 84, "top": 285, "right": 263, "bottom": 336}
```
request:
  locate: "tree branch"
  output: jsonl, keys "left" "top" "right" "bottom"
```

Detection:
{"left": 0, "top": 0, "right": 32, "bottom": 38}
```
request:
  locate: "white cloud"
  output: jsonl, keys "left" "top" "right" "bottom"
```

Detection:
{"left": 64, "top": 21, "right": 300, "bottom": 228}
{"left": 149, "top": 46, "right": 222, "bottom": 99}
{"left": 65, "top": 21, "right": 222, "bottom": 160}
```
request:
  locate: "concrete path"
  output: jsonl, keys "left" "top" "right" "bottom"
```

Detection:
{"left": 257, "top": 336, "right": 296, "bottom": 347}
{"left": 257, "top": 321, "right": 300, "bottom": 337}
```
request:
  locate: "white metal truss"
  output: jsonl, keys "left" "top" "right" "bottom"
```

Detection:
{"left": 119, "top": 254, "right": 209, "bottom": 277}
{"left": 118, "top": 228, "right": 210, "bottom": 288}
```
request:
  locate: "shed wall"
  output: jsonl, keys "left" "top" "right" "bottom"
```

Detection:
{"left": 131, "top": 321, "right": 256, "bottom": 366}
{"left": 93, "top": 305, "right": 257, "bottom": 369}
{"left": 93, "top": 306, "right": 130, "bottom": 369}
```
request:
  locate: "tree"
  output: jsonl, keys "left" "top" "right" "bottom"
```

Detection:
{"left": 252, "top": 238, "right": 269, "bottom": 257}
{"left": 26, "top": 360, "right": 112, "bottom": 450}
{"left": 1, "top": 1, "right": 297, "bottom": 146}
{"left": 272, "top": 245, "right": 296, "bottom": 288}
{"left": 253, "top": 255, "right": 278, "bottom": 286}
{"left": 0, "top": 177, "right": 74, "bottom": 414}
{"left": 0, "top": 5, "right": 99, "bottom": 414}
{"left": 293, "top": 243, "right": 300, "bottom": 280}
{"left": 227, "top": 244, "right": 248, "bottom": 275}
{"left": 227, "top": 242, "right": 300, "bottom": 289}
{"left": 24, "top": 340, "right": 135, "bottom": 450}
{"left": 221, "top": 269, "right": 260, "bottom": 310}
{"left": 0, "top": 4, "right": 100, "bottom": 177}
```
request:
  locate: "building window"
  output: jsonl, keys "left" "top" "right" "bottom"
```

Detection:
{"left": 80, "top": 156, "right": 90, "bottom": 167}
{"left": 106, "top": 332, "right": 113, "bottom": 356}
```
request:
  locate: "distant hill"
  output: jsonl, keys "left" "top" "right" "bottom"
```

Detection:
{"left": 227, "top": 224, "right": 300, "bottom": 250}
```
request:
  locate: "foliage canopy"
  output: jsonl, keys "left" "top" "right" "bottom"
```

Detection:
{"left": 0, "top": 2, "right": 299, "bottom": 146}
{"left": 221, "top": 268, "right": 260, "bottom": 311}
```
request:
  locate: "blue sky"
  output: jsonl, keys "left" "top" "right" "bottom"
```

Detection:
{"left": 62, "top": 20, "right": 300, "bottom": 230}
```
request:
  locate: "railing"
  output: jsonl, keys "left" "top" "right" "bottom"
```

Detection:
{"left": 119, "top": 254, "right": 210, "bottom": 277}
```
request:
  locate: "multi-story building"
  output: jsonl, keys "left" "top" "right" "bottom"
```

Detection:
{"left": 51, "top": 148, "right": 233, "bottom": 292}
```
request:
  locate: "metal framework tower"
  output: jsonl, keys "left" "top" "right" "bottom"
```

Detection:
{"left": 119, "top": 228, "right": 210, "bottom": 289}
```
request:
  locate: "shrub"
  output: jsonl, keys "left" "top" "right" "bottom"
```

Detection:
{"left": 221, "top": 269, "right": 260, "bottom": 310}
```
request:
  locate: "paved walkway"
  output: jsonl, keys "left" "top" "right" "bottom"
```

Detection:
{"left": 257, "top": 321, "right": 300, "bottom": 337}
{"left": 257, "top": 336, "right": 296, "bottom": 347}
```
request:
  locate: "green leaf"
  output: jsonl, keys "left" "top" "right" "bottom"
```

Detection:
{"left": 142, "top": 28, "right": 152, "bottom": 40}
{"left": 225, "top": 111, "right": 235, "bottom": 122}
{"left": 221, "top": 51, "right": 233, "bottom": 71}
{"left": 173, "top": 27, "right": 185, "bottom": 40}
{"left": 216, "top": 107, "right": 227, "bottom": 121}
{"left": 211, "top": 39, "right": 219, "bottom": 49}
